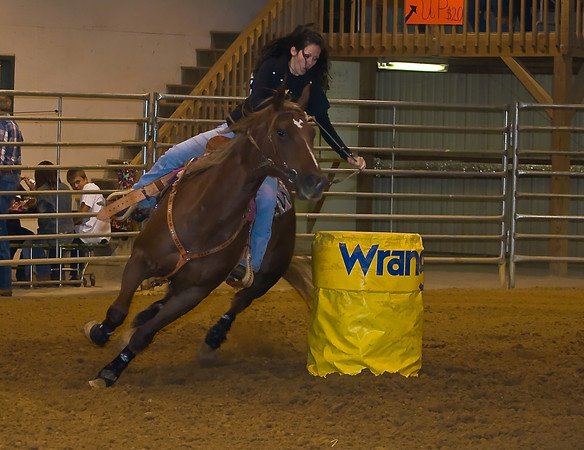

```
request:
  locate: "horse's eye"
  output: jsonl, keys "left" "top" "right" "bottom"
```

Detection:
{"left": 276, "top": 129, "right": 286, "bottom": 137}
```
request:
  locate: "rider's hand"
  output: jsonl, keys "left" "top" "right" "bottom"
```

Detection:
{"left": 348, "top": 156, "right": 366, "bottom": 171}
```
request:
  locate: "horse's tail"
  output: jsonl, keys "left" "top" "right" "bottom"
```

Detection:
{"left": 283, "top": 256, "right": 314, "bottom": 310}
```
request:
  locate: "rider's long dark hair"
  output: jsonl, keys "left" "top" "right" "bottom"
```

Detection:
{"left": 34, "top": 160, "right": 59, "bottom": 189}
{"left": 253, "top": 24, "right": 331, "bottom": 90}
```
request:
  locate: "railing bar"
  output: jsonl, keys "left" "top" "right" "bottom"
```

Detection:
{"left": 515, "top": 233, "right": 584, "bottom": 240}
{"left": 323, "top": 192, "right": 505, "bottom": 200}
{"left": 296, "top": 213, "right": 504, "bottom": 221}
{"left": 516, "top": 214, "right": 584, "bottom": 220}
{"left": 0, "top": 164, "right": 144, "bottom": 172}
{"left": 0, "top": 231, "right": 139, "bottom": 241}
{"left": 516, "top": 192, "right": 584, "bottom": 199}
{"left": 517, "top": 170, "right": 584, "bottom": 176}
{"left": 323, "top": 168, "right": 506, "bottom": 177}
{"left": 14, "top": 142, "right": 147, "bottom": 148}
{"left": 513, "top": 255, "right": 584, "bottom": 262}
{"left": 9, "top": 116, "right": 147, "bottom": 123}
{"left": 0, "top": 90, "right": 149, "bottom": 100}
{"left": 296, "top": 233, "right": 503, "bottom": 240}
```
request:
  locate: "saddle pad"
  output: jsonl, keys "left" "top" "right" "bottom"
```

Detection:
{"left": 206, "top": 135, "right": 232, "bottom": 152}
{"left": 276, "top": 179, "right": 292, "bottom": 216}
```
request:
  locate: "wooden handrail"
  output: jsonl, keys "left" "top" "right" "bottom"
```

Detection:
{"left": 132, "top": 0, "right": 584, "bottom": 168}
{"left": 155, "top": 0, "right": 317, "bottom": 146}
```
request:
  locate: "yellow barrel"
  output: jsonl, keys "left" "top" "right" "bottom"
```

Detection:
{"left": 307, "top": 231, "right": 424, "bottom": 377}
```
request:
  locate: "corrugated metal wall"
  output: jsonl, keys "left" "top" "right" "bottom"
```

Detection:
{"left": 373, "top": 71, "right": 584, "bottom": 257}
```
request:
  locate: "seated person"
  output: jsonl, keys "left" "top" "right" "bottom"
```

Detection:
{"left": 7, "top": 184, "right": 36, "bottom": 282}
{"left": 21, "top": 161, "right": 74, "bottom": 282}
{"left": 66, "top": 168, "right": 111, "bottom": 280}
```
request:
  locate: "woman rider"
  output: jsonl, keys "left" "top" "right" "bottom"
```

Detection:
{"left": 132, "top": 24, "right": 366, "bottom": 281}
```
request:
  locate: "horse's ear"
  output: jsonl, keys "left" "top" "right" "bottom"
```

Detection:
{"left": 273, "top": 86, "right": 287, "bottom": 110}
{"left": 297, "top": 84, "right": 310, "bottom": 110}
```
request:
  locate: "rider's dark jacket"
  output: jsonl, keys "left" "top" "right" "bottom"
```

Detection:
{"left": 227, "top": 54, "right": 351, "bottom": 160}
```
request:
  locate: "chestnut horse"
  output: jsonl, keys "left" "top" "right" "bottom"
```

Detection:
{"left": 84, "top": 90, "right": 326, "bottom": 387}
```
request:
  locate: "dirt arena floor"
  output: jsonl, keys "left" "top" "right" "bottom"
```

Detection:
{"left": 1, "top": 268, "right": 584, "bottom": 449}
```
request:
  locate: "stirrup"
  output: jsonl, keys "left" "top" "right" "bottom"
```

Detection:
{"left": 225, "top": 263, "right": 254, "bottom": 289}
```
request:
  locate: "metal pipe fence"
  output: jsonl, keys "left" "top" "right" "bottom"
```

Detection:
{"left": 509, "top": 102, "right": 584, "bottom": 286}
{"left": 154, "top": 93, "right": 512, "bottom": 286}
{"left": 0, "top": 90, "right": 149, "bottom": 286}
{"left": 3, "top": 90, "right": 584, "bottom": 288}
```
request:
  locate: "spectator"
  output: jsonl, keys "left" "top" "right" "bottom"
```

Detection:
{"left": 66, "top": 168, "right": 111, "bottom": 280}
{"left": 7, "top": 183, "right": 36, "bottom": 282}
{"left": 0, "top": 95, "right": 23, "bottom": 297}
{"left": 21, "top": 161, "right": 74, "bottom": 282}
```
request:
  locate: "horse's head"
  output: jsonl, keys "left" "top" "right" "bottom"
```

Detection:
{"left": 246, "top": 88, "right": 327, "bottom": 200}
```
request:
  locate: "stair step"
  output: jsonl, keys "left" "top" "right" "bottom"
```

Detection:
{"left": 180, "top": 66, "right": 211, "bottom": 85}
{"left": 119, "top": 142, "right": 143, "bottom": 161}
{"left": 196, "top": 48, "right": 227, "bottom": 67}
{"left": 210, "top": 30, "right": 239, "bottom": 49}
{"left": 166, "top": 84, "right": 195, "bottom": 95}
{"left": 157, "top": 102, "right": 180, "bottom": 118}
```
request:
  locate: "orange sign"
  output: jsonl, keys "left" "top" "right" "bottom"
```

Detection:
{"left": 405, "top": 0, "right": 464, "bottom": 25}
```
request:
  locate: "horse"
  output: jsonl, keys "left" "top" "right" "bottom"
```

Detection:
{"left": 84, "top": 88, "right": 327, "bottom": 388}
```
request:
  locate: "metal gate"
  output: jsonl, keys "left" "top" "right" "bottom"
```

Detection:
{"left": 3, "top": 89, "right": 584, "bottom": 289}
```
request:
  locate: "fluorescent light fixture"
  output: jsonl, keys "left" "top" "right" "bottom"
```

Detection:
{"left": 377, "top": 61, "right": 448, "bottom": 72}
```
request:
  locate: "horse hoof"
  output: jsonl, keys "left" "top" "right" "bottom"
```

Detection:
{"left": 88, "top": 377, "right": 108, "bottom": 389}
{"left": 84, "top": 321, "right": 110, "bottom": 347}
{"left": 88, "top": 369, "right": 117, "bottom": 388}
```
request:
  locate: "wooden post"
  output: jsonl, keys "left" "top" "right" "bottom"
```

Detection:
{"left": 356, "top": 58, "right": 377, "bottom": 232}
{"left": 549, "top": 55, "right": 572, "bottom": 275}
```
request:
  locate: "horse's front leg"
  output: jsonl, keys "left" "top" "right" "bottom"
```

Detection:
{"left": 202, "top": 271, "right": 281, "bottom": 356}
{"left": 84, "top": 252, "right": 151, "bottom": 346}
{"left": 89, "top": 283, "right": 214, "bottom": 388}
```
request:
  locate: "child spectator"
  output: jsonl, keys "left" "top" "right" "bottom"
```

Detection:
{"left": 66, "top": 169, "right": 111, "bottom": 280}
{"left": 66, "top": 169, "right": 110, "bottom": 244}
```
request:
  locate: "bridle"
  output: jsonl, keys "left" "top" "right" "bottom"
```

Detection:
{"left": 245, "top": 109, "right": 315, "bottom": 186}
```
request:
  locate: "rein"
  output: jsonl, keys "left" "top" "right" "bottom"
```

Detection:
{"left": 310, "top": 116, "right": 362, "bottom": 186}
{"left": 329, "top": 168, "right": 360, "bottom": 185}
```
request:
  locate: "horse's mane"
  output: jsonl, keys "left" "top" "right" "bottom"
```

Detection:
{"left": 183, "top": 96, "right": 304, "bottom": 178}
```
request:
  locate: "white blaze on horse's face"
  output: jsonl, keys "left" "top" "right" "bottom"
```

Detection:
{"left": 288, "top": 114, "right": 318, "bottom": 169}
{"left": 304, "top": 140, "right": 318, "bottom": 168}
{"left": 298, "top": 114, "right": 319, "bottom": 169}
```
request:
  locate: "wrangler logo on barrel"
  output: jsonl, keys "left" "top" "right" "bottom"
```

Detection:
{"left": 338, "top": 243, "right": 424, "bottom": 277}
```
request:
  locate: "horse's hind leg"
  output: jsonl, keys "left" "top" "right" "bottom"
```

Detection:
{"left": 84, "top": 253, "right": 150, "bottom": 346}
{"left": 89, "top": 284, "right": 213, "bottom": 388}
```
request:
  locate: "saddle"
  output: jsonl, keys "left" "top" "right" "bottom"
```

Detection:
{"left": 99, "top": 135, "right": 264, "bottom": 289}
{"left": 97, "top": 135, "right": 232, "bottom": 222}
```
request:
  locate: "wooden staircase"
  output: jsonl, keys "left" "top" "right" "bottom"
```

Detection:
{"left": 158, "top": 31, "right": 241, "bottom": 118}
{"left": 136, "top": 0, "right": 317, "bottom": 161}
{"left": 132, "top": 0, "right": 584, "bottom": 164}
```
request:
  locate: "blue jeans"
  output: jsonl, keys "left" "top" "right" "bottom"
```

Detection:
{"left": 0, "top": 174, "right": 19, "bottom": 291}
{"left": 135, "top": 123, "right": 278, "bottom": 272}
{"left": 20, "top": 242, "right": 55, "bottom": 280}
